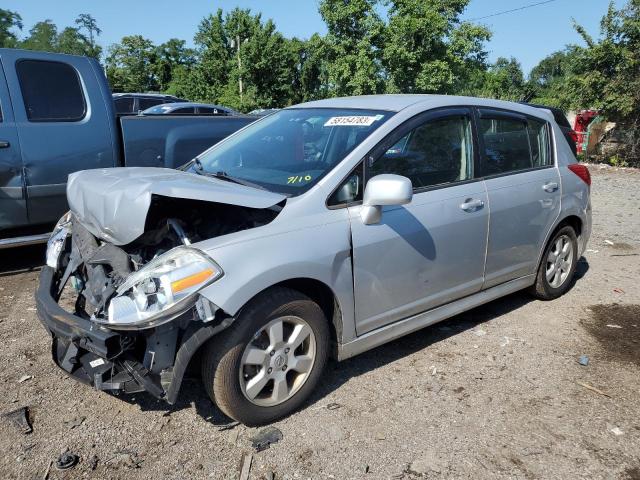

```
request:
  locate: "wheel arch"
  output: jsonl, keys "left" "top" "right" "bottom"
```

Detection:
{"left": 238, "top": 278, "right": 344, "bottom": 360}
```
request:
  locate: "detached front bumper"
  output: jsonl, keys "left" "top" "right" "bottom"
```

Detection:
{"left": 36, "top": 266, "right": 166, "bottom": 398}
{"left": 36, "top": 266, "right": 233, "bottom": 404}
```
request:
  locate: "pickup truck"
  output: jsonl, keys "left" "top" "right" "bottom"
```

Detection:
{"left": 0, "top": 48, "right": 255, "bottom": 248}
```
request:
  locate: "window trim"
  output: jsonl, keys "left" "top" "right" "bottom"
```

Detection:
{"left": 326, "top": 161, "right": 365, "bottom": 209}
{"left": 473, "top": 107, "right": 555, "bottom": 180}
{"left": 365, "top": 107, "right": 480, "bottom": 193}
{"left": 15, "top": 59, "right": 87, "bottom": 123}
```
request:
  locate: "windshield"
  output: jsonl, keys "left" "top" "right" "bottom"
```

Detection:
{"left": 195, "top": 108, "right": 394, "bottom": 195}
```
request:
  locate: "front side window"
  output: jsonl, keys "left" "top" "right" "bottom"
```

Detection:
{"left": 370, "top": 115, "right": 474, "bottom": 190}
{"left": 16, "top": 60, "right": 86, "bottom": 122}
{"left": 479, "top": 117, "right": 532, "bottom": 175}
{"left": 197, "top": 108, "right": 394, "bottom": 196}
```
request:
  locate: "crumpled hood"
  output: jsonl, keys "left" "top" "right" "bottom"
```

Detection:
{"left": 67, "top": 167, "right": 286, "bottom": 245}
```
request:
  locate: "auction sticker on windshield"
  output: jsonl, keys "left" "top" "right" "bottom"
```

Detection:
{"left": 324, "top": 116, "right": 380, "bottom": 127}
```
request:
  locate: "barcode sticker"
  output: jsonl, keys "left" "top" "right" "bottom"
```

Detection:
{"left": 89, "top": 358, "right": 105, "bottom": 368}
{"left": 324, "top": 116, "right": 378, "bottom": 127}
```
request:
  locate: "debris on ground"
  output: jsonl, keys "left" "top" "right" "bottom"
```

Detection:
{"left": 55, "top": 451, "right": 79, "bottom": 471}
{"left": 17, "top": 374, "right": 32, "bottom": 383}
{"left": 613, "top": 288, "right": 625, "bottom": 294}
{"left": 217, "top": 420, "right": 240, "bottom": 431}
{"left": 251, "top": 426, "right": 283, "bottom": 452}
{"left": 63, "top": 416, "right": 86, "bottom": 430}
{"left": 2, "top": 406, "right": 32, "bottom": 434}
{"left": 604, "top": 240, "right": 615, "bottom": 246}
{"left": 610, "top": 427, "right": 624, "bottom": 436}
{"left": 326, "top": 402, "right": 341, "bottom": 410}
{"left": 577, "top": 381, "right": 611, "bottom": 398}
{"left": 43, "top": 460, "right": 53, "bottom": 479}
{"left": 473, "top": 328, "right": 487, "bottom": 337}
{"left": 607, "top": 324, "right": 623, "bottom": 329}
{"left": 238, "top": 452, "right": 253, "bottom": 480}
{"left": 579, "top": 355, "right": 590, "bottom": 366}
{"left": 89, "top": 454, "right": 99, "bottom": 470}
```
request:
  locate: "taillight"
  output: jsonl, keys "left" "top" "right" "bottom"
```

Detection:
{"left": 568, "top": 164, "right": 591, "bottom": 186}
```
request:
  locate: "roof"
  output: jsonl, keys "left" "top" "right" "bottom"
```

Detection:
{"left": 292, "top": 94, "right": 550, "bottom": 119}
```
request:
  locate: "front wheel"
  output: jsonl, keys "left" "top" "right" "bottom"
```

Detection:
{"left": 530, "top": 225, "right": 578, "bottom": 300}
{"left": 201, "top": 287, "right": 329, "bottom": 425}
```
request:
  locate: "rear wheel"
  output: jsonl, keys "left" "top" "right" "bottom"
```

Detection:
{"left": 201, "top": 287, "right": 329, "bottom": 425}
{"left": 530, "top": 225, "right": 578, "bottom": 300}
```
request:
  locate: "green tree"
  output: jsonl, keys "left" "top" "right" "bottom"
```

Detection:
{"left": 155, "top": 39, "right": 196, "bottom": 92}
{"left": 568, "top": 0, "right": 640, "bottom": 164}
{"left": 479, "top": 57, "right": 526, "bottom": 101}
{"left": 319, "top": 0, "right": 385, "bottom": 96}
{"left": 20, "top": 20, "right": 58, "bottom": 51}
{"left": 74, "top": 14, "right": 102, "bottom": 58}
{"left": 382, "top": 0, "right": 491, "bottom": 94}
{"left": 106, "top": 35, "right": 159, "bottom": 92}
{"left": 0, "top": 8, "right": 22, "bottom": 47}
{"left": 527, "top": 48, "right": 579, "bottom": 108}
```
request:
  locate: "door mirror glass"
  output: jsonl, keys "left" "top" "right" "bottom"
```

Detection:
{"left": 361, "top": 174, "right": 413, "bottom": 225}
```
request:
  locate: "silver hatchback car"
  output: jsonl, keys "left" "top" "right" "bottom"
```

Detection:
{"left": 37, "top": 95, "right": 591, "bottom": 425}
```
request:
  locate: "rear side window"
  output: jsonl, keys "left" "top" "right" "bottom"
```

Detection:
{"left": 16, "top": 60, "right": 86, "bottom": 122}
{"left": 114, "top": 97, "right": 134, "bottom": 114}
{"left": 479, "top": 117, "right": 532, "bottom": 175}
{"left": 172, "top": 107, "right": 196, "bottom": 114}
{"left": 138, "top": 98, "right": 164, "bottom": 111}
{"left": 528, "top": 118, "right": 551, "bottom": 167}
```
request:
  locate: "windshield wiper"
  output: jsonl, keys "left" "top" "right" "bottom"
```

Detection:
{"left": 195, "top": 168, "right": 268, "bottom": 191}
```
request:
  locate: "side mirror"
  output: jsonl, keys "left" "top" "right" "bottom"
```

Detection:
{"left": 360, "top": 174, "right": 413, "bottom": 225}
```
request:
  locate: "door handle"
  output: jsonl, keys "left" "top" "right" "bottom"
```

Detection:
{"left": 460, "top": 198, "right": 484, "bottom": 211}
{"left": 543, "top": 182, "right": 559, "bottom": 193}
{"left": 0, "top": 141, "right": 10, "bottom": 148}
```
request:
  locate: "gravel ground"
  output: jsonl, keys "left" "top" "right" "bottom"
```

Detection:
{"left": 1, "top": 165, "right": 639, "bottom": 480}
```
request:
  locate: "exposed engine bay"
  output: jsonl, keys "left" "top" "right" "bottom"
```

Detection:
{"left": 65, "top": 195, "right": 280, "bottom": 319}
{"left": 41, "top": 194, "right": 281, "bottom": 402}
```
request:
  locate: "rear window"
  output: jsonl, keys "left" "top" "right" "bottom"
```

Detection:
{"left": 138, "top": 98, "right": 163, "bottom": 111}
{"left": 16, "top": 60, "right": 86, "bottom": 122}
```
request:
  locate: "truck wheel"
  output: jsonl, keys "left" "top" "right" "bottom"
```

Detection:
{"left": 529, "top": 225, "right": 578, "bottom": 300}
{"left": 201, "top": 287, "right": 329, "bottom": 425}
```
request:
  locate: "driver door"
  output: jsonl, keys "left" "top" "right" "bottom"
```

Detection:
{"left": 346, "top": 108, "right": 489, "bottom": 335}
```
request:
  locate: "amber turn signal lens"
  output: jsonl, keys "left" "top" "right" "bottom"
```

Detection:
{"left": 171, "top": 269, "right": 215, "bottom": 293}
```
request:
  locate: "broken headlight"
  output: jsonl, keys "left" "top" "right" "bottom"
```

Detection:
{"left": 46, "top": 211, "right": 72, "bottom": 270}
{"left": 100, "top": 246, "right": 223, "bottom": 330}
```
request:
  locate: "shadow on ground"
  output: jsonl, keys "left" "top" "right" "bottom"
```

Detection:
{"left": 0, "top": 244, "right": 45, "bottom": 277}
{"left": 13, "top": 241, "right": 590, "bottom": 426}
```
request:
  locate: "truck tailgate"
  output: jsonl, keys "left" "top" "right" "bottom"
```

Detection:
{"left": 119, "top": 115, "right": 255, "bottom": 169}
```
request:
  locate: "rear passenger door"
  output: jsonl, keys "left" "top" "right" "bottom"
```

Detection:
{"left": 477, "top": 109, "right": 560, "bottom": 289}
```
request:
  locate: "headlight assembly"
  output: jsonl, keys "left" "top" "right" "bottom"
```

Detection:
{"left": 100, "top": 246, "right": 223, "bottom": 330}
{"left": 46, "top": 211, "right": 72, "bottom": 269}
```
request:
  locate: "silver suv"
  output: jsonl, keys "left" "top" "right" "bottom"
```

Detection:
{"left": 37, "top": 95, "right": 591, "bottom": 425}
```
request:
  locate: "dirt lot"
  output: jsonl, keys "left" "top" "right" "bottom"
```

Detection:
{"left": 1, "top": 165, "right": 639, "bottom": 480}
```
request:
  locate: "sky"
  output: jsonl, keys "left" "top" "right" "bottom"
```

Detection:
{"left": 3, "top": 0, "right": 627, "bottom": 74}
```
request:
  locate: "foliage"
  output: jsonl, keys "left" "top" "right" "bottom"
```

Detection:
{"left": 382, "top": 0, "right": 491, "bottom": 94}
{"left": 319, "top": 0, "right": 385, "bottom": 96}
{"left": 0, "top": 8, "right": 22, "bottom": 47}
{"left": 106, "top": 35, "right": 159, "bottom": 92}
{"left": 568, "top": 0, "right": 640, "bottom": 165}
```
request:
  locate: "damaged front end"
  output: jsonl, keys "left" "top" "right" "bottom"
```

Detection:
{"left": 36, "top": 193, "right": 280, "bottom": 403}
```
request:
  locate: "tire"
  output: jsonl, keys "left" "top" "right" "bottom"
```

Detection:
{"left": 529, "top": 225, "right": 579, "bottom": 300}
{"left": 201, "top": 287, "right": 329, "bottom": 425}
